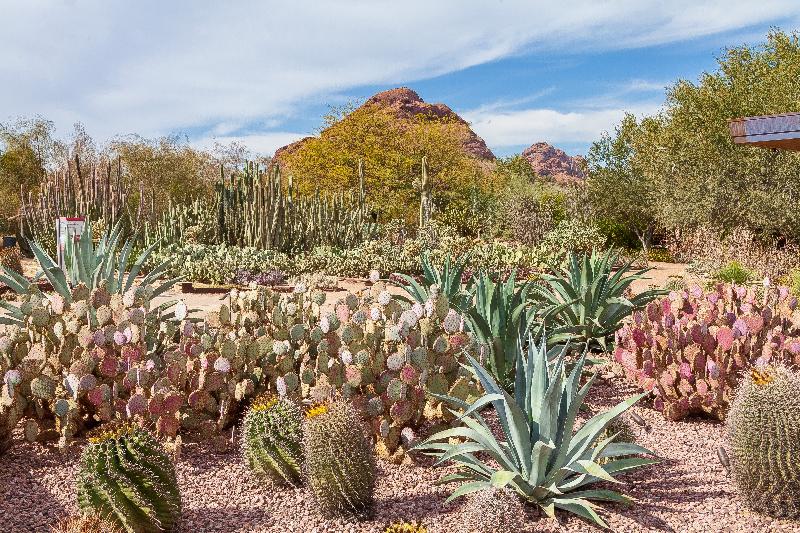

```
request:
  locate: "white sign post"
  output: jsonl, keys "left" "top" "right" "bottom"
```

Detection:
{"left": 56, "top": 217, "right": 86, "bottom": 270}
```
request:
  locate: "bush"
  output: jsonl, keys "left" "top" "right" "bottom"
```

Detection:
{"left": 713, "top": 260, "right": 754, "bottom": 285}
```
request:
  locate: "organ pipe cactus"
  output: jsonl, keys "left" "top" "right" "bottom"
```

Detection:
{"left": 615, "top": 282, "right": 800, "bottom": 420}
{"left": 77, "top": 424, "right": 181, "bottom": 533}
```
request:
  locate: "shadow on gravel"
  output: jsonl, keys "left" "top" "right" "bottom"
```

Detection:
{"left": 178, "top": 507, "right": 274, "bottom": 533}
{"left": 0, "top": 437, "right": 71, "bottom": 532}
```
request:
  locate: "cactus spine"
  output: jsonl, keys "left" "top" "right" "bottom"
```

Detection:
{"left": 727, "top": 365, "right": 800, "bottom": 518}
{"left": 302, "top": 400, "right": 376, "bottom": 518}
{"left": 241, "top": 394, "right": 303, "bottom": 486}
{"left": 77, "top": 424, "right": 181, "bottom": 533}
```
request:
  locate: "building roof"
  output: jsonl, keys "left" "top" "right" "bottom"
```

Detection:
{"left": 729, "top": 112, "right": 800, "bottom": 151}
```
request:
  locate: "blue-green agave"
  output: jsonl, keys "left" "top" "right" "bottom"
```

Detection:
{"left": 529, "top": 249, "right": 665, "bottom": 350}
{"left": 391, "top": 252, "right": 472, "bottom": 313}
{"left": 414, "top": 335, "right": 656, "bottom": 528}
{"left": 0, "top": 219, "right": 178, "bottom": 326}
{"left": 464, "top": 270, "right": 537, "bottom": 391}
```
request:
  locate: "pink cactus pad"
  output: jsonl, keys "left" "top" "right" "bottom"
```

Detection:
{"left": 156, "top": 415, "right": 180, "bottom": 437}
{"left": 679, "top": 362, "right": 693, "bottom": 380}
{"left": 399, "top": 365, "right": 418, "bottom": 384}
{"left": 163, "top": 392, "right": 184, "bottom": 412}
{"left": 126, "top": 393, "right": 147, "bottom": 416}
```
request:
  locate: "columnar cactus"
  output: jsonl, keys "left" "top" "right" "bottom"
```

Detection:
{"left": 240, "top": 394, "right": 303, "bottom": 485}
{"left": 615, "top": 283, "right": 800, "bottom": 420}
{"left": 303, "top": 400, "right": 376, "bottom": 518}
{"left": 727, "top": 365, "right": 800, "bottom": 518}
{"left": 77, "top": 424, "right": 181, "bottom": 533}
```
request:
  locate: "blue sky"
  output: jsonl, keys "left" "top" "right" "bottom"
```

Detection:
{"left": 2, "top": 1, "right": 799, "bottom": 158}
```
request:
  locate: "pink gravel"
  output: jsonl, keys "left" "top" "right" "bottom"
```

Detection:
{"left": 2, "top": 375, "right": 798, "bottom": 532}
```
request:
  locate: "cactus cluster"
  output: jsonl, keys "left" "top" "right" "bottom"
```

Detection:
{"left": 77, "top": 424, "right": 181, "bottom": 533}
{"left": 0, "top": 281, "right": 178, "bottom": 446}
{"left": 298, "top": 282, "right": 480, "bottom": 460}
{"left": 615, "top": 283, "right": 800, "bottom": 420}
{"left": 302, "top": 399, "right": 376, "bottom": 518}
{"left": 143, "top": 162, "right": 375, "bottom": 255}
{"left": 240, "top": 393, "right": 303, "bottom": 485}
{"left": 727, "top": 365, "right": 800, "bottom": 518}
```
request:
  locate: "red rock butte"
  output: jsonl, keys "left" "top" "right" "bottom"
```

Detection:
{"left": 273, "top": 87, "right": 495, "bottom": 163}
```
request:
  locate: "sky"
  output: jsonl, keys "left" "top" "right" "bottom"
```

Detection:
{"left": 1, "top": 1, "right": 799, "bottom": 158}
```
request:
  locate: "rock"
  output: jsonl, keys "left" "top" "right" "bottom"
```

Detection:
{"left": 521, "top": 141, "right": 585, "bottom": 183}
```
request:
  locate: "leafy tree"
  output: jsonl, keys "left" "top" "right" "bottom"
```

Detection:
{"left": 0, "top": 117, "right": 60, "bottom": 234}
{"left": 632, "top": 29, "right": 800, "bottom": 241}
{"left": 279, "top": 102, "right": 490, "bottom": 223}
{"left": 587, "top": 113, "right": 657, "bottom": 254}
{"left": 109, "top": 135, "right": 218, "bottom": 211}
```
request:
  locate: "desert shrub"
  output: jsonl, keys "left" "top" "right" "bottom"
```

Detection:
{"left": 712, "top": 260, "right": 754, "bottom": 285}
{"left": 666, "top": 226, "right": 800, "bottom": 282}
{"left": 647, "top": 246, "right": 674, "bottom": 263}
{"left": 0, "top": 247, "right": 22, "bottom": 275}
{"left": 540, "top": 218, "right": 604, "bottom": 256}
{"left": 615, "top": 283, "right": 800, "bottom": 420}
{"left": 627, "top": 30, "right": 800, "bottom": 241}
{"left": 279, "top": 97, "right": 494, "bottom": 224}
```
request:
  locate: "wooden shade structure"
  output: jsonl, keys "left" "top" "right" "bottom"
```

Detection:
{"left": 729, "top": 112, "right": 800, "bottom": 150}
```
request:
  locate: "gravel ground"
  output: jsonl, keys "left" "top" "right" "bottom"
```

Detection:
{"left": 2, "top": 376, "right": 799, "bottom": 532}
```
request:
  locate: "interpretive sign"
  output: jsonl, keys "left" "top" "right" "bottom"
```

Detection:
{"left": 56, "top": 217, "right": 86, "bottom": 270}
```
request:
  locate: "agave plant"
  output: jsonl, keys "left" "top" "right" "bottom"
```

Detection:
{"left": 414, "top": 335, "right": 656, "bottom": 529}
{"left": 0, "top": 219, "right": 179, "bottom": 326}
{"left": 464, "top": 270, "right": 537, "bottom": 391}
{"left": 391, "top": 252, "right": 472, "bottom": 312}
{"left": 529, "top": 249, "right": 665, "bottom": 350}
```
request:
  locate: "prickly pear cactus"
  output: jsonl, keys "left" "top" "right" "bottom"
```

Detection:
{"left": 615, "top": 283, "right": 800, "bottom": 420}
{"left": 300, "top": 282, "right": 480, "bottom": 460}
{"left": 77, "top": 424, "right": 181, "bottom": 533}
{"left": 727, "top": 365, "right": 800, "bottom": 518}
{"left": 303, "top": 400, "right": 376, "bottom": 518}
{"left": 240, "top": 394, "right": 303, "bottom": 486}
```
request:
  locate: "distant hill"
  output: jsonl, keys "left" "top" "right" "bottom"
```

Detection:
{"left": 273, "top": 87, "right": 495, "bottom": 163}
{"left": 521, "top": 142, "right": 586, "bottom": 184}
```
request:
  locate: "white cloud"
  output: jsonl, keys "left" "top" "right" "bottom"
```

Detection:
{"left": 0, "top": 1, "right": 797, "bottom": 149}
{"left": 464, "top": 102, "right": 661, "bottom": 147}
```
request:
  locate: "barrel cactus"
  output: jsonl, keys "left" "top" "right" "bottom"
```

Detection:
{"left": 727, "top": 365, "right": 800, "bottom": 518}
{"left": 384, "top": 522, "right": 428, "bottom": 533}
{"left": 77, "top": 424, "right": 181, "bottom": 532}
{"left": 241, "top": 393, "right": 303, "bottom": 486}
{"left": 303, "top": 400, "right": 376, "bottom": 518}
{"left": 50, "top": 514, "right": 124, "bottom": 533}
